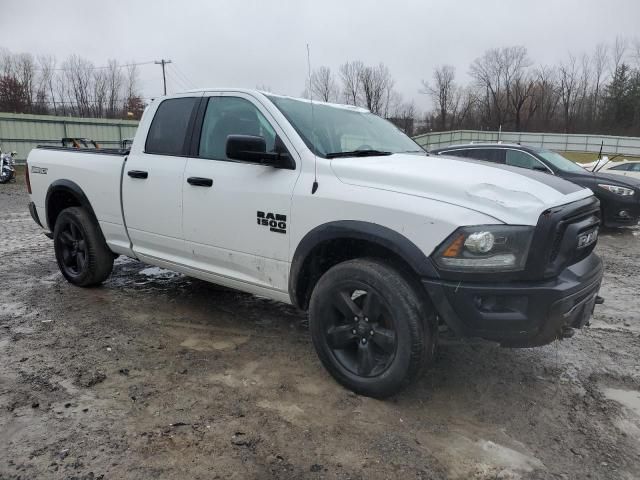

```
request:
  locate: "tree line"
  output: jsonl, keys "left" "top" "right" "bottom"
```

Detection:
{"left": 306, "top": 36, "right": 640, "bottom": 137}
{"left": 2, "top": 37, "right": 640, "bottom": 135}
{"left": 0, "top": 48, "right": 145, "bottom": 119}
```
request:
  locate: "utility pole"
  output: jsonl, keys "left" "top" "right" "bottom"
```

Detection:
{"left": 154, "top": 59, "right": 172, "bottom": 95}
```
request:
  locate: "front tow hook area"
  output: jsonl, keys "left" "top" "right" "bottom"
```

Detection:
{"left": 595, "top": 295, "right": 605, "bottom": 305}
{"left": 561, "top": 326, "right": 576, "bottom": 339}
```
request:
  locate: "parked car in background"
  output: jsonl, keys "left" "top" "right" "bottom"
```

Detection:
{"left": 431, "top": 143, "right": 640, "bottom": 228}
{"left": 601, "top": 161, "right": 640, "bottom": 179}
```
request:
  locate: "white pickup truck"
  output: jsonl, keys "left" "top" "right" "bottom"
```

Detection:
{"left": 26, "top": 89, "right": 604, "bottom": 397}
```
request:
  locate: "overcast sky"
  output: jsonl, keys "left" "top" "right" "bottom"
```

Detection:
{"left": 2, "top": 0, "right": 639, "bottom": 112}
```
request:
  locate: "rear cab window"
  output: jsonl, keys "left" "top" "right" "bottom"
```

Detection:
{"left": 145, "top": 97, "right": 199, "bottom": 155}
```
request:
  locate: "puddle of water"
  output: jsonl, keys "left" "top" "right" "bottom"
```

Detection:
{"left": 603, "top": 387, "right": 640, "bottom": 417}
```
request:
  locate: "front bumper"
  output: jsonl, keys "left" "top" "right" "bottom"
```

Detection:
{"left": 423, "top": 252, "right": 603, "bottom": 347}
{"left": 600, "top": 194, "right": 640, "bottom": 227}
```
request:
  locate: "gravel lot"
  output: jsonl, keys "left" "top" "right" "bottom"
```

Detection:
{"left": 1, "top": 174, "right": 640, "bottom": 480}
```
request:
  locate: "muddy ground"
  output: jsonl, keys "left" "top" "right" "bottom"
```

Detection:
{"left": 1, "top": 174, "right": 640, "bottom": 480}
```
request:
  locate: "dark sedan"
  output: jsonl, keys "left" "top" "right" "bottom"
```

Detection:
{"left": 430, "top": 143, "right": 640, "bottom": 228}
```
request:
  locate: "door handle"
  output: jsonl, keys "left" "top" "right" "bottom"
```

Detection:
{"left": 127, "top": 170, "right": 148, "bottom": 179}
{"left": 187, "top": 177, "right": 213, "bottom": 187}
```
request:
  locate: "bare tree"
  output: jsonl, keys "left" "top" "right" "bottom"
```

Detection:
{"left": 61, "top": 55, "right": 94, "bottom": 117}
{"left": 421, "top": 65, "right": 456, "bottom": 130}
{"left": 339, "top": 61, "right": 363, "bottom": 106}
{"left": 92, "top": 69, "right": 108, "bottom": 117}
{"left": 310, "top": 66, "right": 338, "bottom": 102}
{"left": 105, "top": 60, "right": 123, "bottom": 118}
{"left": 531, "top": 65, "right": 560, "bottom": 130}
{"left": 632, "top": 37, "right": 640, "bottom": 68}
{"left": 469, "top": 48, "right": 508, "bottom": 128}
{"left": 360, "top": 63, "right": 394, "bottom": 115}
{"left": 391, "top": 99, "right": 417, "bottom": 135}
{"left": 611, "top": 35, "right": 628, "bottom": 73}
{"left": 558, "top": 54, "right": 581, "bottom": 132}
{"left": 592, "top": 43, "right": 609, "bottom": 122}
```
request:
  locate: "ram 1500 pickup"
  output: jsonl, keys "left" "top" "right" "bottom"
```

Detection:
{"left": 26, "top": 89, "right": 604, "bottom": 397}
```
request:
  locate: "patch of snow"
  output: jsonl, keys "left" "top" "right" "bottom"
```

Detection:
{"left": 138, "top": 267, "right": 179, "bottom": 278}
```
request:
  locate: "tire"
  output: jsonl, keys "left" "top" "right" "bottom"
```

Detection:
{"left": 53, "top": 207, "right": 114, "bottom": 287}
{"left": 309, "top": 258, "right": 435, "bottom": 398}
{"left": 0, "top": 170, "right": 12, "bottom": 184}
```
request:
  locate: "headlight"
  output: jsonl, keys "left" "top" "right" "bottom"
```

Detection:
{"left": 434, "top": 225, "right": 534, "bottom": 272}
{"left": 598, "top": 184, "right": 635, "bottom": 196}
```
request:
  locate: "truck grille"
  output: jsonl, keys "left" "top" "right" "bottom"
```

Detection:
{"left": 527, "top": 196, "right": 601, "bottom": 280}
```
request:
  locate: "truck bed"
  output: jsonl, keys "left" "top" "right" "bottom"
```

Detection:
{"left": 27, "top": 146, "right": 132, "bottom": 256}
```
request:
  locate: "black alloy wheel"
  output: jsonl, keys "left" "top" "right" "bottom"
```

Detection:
{"left": 325, "top": 287, "right": 397, "bottom": 377}
{"left": 309, "top": 258, "right": 434, "bottom": 398}
{"left": 53, "top": 207, "right": 114, "bottom": 287}
{"left": 58, "top": 220, "right": 89, "bottom": 277}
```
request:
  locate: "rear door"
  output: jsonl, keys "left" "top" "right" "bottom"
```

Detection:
{"left": 122, "top": 95, "right": 200, "bottom": 264}
{"left": 181, "top": 92, "right": 300, "bottom": 293}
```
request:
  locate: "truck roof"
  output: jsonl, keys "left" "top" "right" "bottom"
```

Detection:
{"left": 181, "top": 88, "right": 371, "bottom": 113}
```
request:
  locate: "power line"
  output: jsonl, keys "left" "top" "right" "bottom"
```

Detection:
{"left": 35, "top": 61, "right": 155, "bottom": 72}
{"left": 154, "top": 59, "right": 172, "bottom": 95}
{"left": 171, "top": 63, "right": 196, "bottom": 89}
{"left": 164, "top": 68, "right": 190, "bottom": 93}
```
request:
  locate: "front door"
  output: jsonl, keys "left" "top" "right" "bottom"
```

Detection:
{"left": 182, "top": 93, "right": 300, "bottom": 293}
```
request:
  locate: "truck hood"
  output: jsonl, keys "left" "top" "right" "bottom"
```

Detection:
{"left": 330, "top": 154, "right": 594, "bottom": 225}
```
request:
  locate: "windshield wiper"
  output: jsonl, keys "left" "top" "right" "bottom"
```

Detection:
{"left": 325, "top": 149, "right": 392, "bottom": 159}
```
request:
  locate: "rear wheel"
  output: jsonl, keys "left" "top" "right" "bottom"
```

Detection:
{"left": 53, "top": 207, "right": 114, "bottom": 287}
{"left": 309, "top": 258, "right": 434, "bottom": 398}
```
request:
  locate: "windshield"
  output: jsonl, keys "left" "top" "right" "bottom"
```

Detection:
{"left": 266, "top": 95, "right": 424, "bottom": 158}
{"left": 534, "top": 148, "right": 586, "bottom": 173}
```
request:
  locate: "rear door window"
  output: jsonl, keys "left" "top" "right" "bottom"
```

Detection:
{"left": 505, "top": 149, "right": 543, "bottom": 170}
{"left": 465, "top": 148, "right": 505, "bottom": 164}
{"left": 145, "top": 97, "right": 199, "bottom": 156}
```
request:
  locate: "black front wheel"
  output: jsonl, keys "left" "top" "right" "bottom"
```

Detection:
{"left": 309, "top": 258, "right": 435, "bottom": 398}
{"left": 53, "top": 207, "right": 114, "bottom": 287}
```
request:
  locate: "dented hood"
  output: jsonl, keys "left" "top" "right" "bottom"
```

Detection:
{"left": 330, "top": 153, "right": 594, "bottom": 225}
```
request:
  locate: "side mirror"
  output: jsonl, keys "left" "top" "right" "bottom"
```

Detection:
{"left": 532, "top": 165, "right": 549, "bottom": 173}
{"left": 226, "top": 135, "right": 291, "bottom": 168}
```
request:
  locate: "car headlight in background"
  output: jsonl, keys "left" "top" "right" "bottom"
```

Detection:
{"left": 598, "top": 184, "right": 635, "bottom": 196}
{"left": 434, "top": 225, "right": 534, "bottom": 272}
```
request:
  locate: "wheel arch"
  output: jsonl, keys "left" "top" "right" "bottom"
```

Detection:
{"left": 45, "top": 179, "right": 99, "bottom": 232}
{"left": 289, "top": 220, "right": 439, "bottom": 310}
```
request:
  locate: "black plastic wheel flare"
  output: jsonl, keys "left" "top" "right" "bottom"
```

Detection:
{"left": 59, "top": 221, "right": 87, "bottom": 276}
{"left": 325, "top": 287, "right": 397, "bottom": 377}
